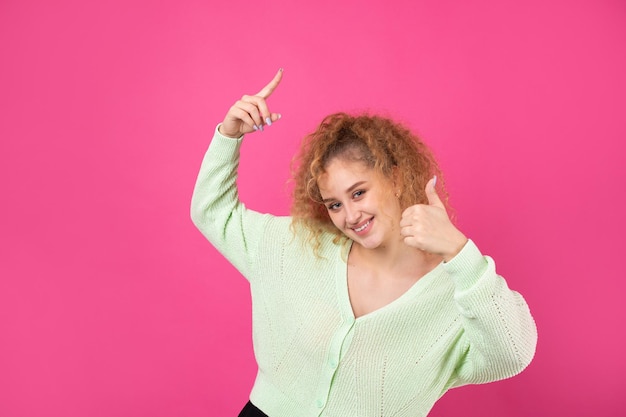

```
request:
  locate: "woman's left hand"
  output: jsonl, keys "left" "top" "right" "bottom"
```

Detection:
{"left": 399, "top": 177, "right": 468, "bottom": 262}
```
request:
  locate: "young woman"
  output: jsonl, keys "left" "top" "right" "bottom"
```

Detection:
{"left": 191, "top": 69, "right": 537, "bottom": 417}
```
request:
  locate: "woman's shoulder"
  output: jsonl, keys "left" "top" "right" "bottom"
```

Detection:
{"left": 261, "top": 216, "right": 346, "bottom": 256}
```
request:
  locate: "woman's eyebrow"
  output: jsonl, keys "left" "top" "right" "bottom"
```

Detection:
{"left": 321, "top": 181, "right": 367, "bottom": 203}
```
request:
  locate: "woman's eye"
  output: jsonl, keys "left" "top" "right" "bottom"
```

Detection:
{"left": 327, "top": 202, "right": 341, "bottom": 211}
{"left": 353, "top": 190, "right": 365, "bottom": 198}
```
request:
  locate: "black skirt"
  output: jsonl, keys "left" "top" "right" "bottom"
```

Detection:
{"left": 238, "top": 401, "right": 268, "bottom": 417}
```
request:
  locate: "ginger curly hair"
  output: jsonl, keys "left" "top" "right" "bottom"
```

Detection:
{"left": 290, "top": 112, "right": 448, "bottom": 251}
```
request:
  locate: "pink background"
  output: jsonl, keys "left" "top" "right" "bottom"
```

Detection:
{"left": 1, "top": 0, "right": 625, "bottom": 416}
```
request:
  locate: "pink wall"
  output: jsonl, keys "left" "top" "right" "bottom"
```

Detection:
{"left": 1, "top": 0, "right": 625, "bottom": 416}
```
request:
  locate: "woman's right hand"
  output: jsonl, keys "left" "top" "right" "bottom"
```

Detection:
{"left": 219, "top": 68, "right": 284, "bottom": 138}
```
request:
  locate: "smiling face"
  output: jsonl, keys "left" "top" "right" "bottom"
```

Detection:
{"left": 317, "top": 156, "right": 403, "bottom": 250}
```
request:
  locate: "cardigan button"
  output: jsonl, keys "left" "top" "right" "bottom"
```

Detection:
{"left": 316, "top": 399, "right": 325, "bottom": 408}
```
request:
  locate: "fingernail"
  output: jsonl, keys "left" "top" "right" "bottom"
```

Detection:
{"left": 265, "top": 117, "right": 272, "bottom": 126}
{"left": 279, "top": 67, "right": 284, "bottom": 72}
{"left": 277, "top": 113, "right": 282, "bottom": 119}
{"left": 259, "top": 124, "right": 264, "bottom": 132}
{"left": 253, "top": 125, "right": 259, "bottom": 131}
{"left": 433, "top": 175, "right": 438, "bottom": 188}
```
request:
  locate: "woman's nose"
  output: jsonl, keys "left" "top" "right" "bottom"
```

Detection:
{"left": 344, "top": 203, "right": 361, "bottom": 225}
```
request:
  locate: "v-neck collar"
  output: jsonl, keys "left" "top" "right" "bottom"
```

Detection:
{"left": 335, "top": 240, "right": 444, "bottom": 322}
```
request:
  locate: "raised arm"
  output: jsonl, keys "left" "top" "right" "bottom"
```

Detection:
{"left": 400, "top": 178, "right": 536, "bottom": 385}
{"left": 190, "top": 69, "right": 284, "bottom": 278}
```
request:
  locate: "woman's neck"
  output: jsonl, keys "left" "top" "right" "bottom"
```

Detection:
{"left": 349, "top": 237, "right": 442, "bottom": 280}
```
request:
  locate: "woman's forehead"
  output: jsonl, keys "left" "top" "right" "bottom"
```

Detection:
{"left": 318, "top": 158, "right": 389, "bottom": 192}
{"left": 322, "top": 157, "right": 372, "bottom": 177}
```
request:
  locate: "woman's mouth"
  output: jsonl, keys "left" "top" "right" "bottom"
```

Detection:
{"left": 352, "top": 218, "right": 373, "bottom": 234}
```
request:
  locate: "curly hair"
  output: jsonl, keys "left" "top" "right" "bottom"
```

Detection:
{"left": 290, "top": 112, "right": 448, "bottom": 252}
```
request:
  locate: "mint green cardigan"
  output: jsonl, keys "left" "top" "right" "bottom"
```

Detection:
{"left": 190, "top": 127, "right": 537, "bottom": 417}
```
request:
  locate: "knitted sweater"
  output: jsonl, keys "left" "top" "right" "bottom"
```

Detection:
{"left": 190, "top": 127, "right": 537, "bottom": 417}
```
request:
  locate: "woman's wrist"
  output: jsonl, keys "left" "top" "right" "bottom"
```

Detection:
{"left": 217, "top": 123, "right": 242, "bottom": 139}
{"left": 442, "top": 235, "right": 469, "bottom": 263}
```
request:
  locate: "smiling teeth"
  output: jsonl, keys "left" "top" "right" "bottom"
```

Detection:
{"left": 354, "top": 220, "right": 370, "bottom": 232}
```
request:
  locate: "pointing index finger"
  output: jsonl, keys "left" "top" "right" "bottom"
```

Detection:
{"left": 256, "top": 68, "right": 283, "bottom": 99}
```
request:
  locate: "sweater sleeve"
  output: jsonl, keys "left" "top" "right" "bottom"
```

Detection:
{"left": 443, "top": 240, "right": 538, "bottom": 387}
{"left": 190, "top": 125, "right": 271, "bottom": 280}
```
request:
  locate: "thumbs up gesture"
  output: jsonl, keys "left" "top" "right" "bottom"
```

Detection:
{"left": 399, "top": 177, "right": 468, "bottom": 262}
